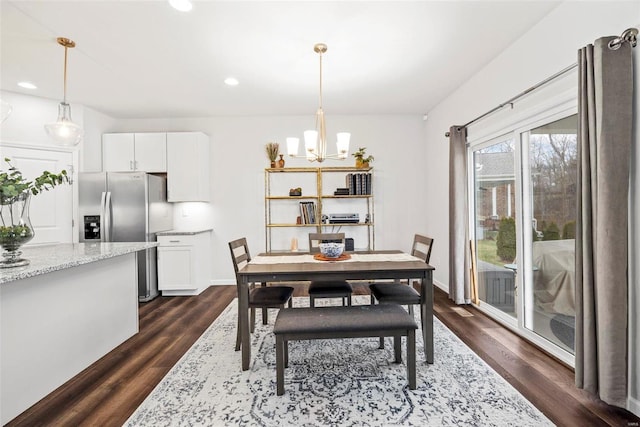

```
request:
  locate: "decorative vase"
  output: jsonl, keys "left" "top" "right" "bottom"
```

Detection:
{"left": 0, "top": 192, "right": 34, "bottom": 268}
{"left": 270, "top": 160, "right": 276, "bottom": 168}
{"left": 278, "top": 154, "right": 285, "bottom": 168}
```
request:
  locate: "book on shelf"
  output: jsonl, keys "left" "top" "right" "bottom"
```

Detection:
{"left": 345, "top": 172, "right": 372, "bottom": 195}
{"left": 299, "top": 201, "right": 317, "bottom": 224}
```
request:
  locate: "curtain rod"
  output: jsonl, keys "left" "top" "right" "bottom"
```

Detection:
{"left": 444, "top": 63, "right": 577, "bottom": 137}
{"left": 445, "top": 27, "right": 638, "bottom": 138}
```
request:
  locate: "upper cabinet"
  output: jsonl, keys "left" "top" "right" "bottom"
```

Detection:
{"left": 166, "top": 132, "right": 210, "bottom": 202}
{"left": 102, "top": 133, "right": 167, "bottom": 173}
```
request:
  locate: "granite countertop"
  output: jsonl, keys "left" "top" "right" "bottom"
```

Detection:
{"left": 0, "top": 242, "right": 157, "bottom": 284}
{"left": 156, "top": 229, "right": 213, "bottom": 236}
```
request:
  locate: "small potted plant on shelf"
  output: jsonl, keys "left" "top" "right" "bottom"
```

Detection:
{"left": 0, "top": 158, "right": 70, "bottom": 267}
{"left": 352, "top": 147, "right": 374, "bottom": 168}
{"left": 265, "top": 142, "right": 279, "bottom": 168}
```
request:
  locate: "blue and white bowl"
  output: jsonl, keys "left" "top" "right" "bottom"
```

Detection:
{"left": 319, "top": 242, "right": 345, "bottom": 258}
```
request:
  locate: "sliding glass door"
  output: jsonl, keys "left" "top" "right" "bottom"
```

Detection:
{"left": 470, "top": 113, "right": 577, "bottom": 361}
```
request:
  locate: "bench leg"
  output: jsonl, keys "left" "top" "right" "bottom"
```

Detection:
{"left": 407, "top": 329, "right": 416, "bottom": 389}
{"left": 393, "top": 334, "right": 402, "bottom": 363}
{"left": 284, "top": 340, "right": 289, "bottom": 368}
{"left": 276, "top": 336, "right": 285, "bottom": 396}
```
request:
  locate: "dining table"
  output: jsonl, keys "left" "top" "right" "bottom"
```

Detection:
{"left": 236, "top": 250, "right": 435, "bottom": 371}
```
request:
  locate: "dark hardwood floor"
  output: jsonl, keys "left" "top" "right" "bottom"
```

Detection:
{"left": 7, "top": 284, "right": 639, "bottom": 426}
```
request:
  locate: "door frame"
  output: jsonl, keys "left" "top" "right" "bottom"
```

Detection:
{"left": 466, "top": 93, "right": 578, "bottom": 367}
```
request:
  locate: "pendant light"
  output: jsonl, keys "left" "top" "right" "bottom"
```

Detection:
{"left": 287, "top": 43, "right": 350, "bottom": 162}
{"left": 44, "top": 37, "right": 83, "bottom": 146}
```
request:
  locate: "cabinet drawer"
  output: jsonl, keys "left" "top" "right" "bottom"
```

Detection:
{"left": 157, "top": 235, "right": 198, "bottom": 246}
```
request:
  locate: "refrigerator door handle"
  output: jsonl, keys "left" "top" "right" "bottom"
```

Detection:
{"left": 105, "top": 191, "right": 113, "bottom": 242}
{"left": 99, "top": 191, "right": 107, "bottom": 242}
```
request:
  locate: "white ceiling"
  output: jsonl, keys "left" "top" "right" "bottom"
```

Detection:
{"left": 0, "top": 1, "right": 560, "bottom": 119}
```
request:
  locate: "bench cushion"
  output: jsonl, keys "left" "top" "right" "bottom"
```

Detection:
{"left": 274, "top": 305, "right": 417, "bottom": 336}
{"left": 370, "top": 283, "right": 420, "bottom": 305}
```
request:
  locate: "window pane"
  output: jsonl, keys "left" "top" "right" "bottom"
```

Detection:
{"left": 528, "top": 114, "right": 577, "bottom": 354}
{"left": 473, "top": 139, "right": 517, "bottom": 318}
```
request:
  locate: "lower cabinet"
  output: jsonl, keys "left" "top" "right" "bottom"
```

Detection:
{"left": 157, "top": 231, "right": 212, "bottom": 296}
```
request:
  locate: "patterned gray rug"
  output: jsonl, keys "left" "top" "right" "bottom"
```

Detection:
{"left": 125, "top": 297, "right": 553, "bottom": 426}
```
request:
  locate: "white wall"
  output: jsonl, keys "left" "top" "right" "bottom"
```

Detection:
{"left": 107, "top": 115, "right": 427, "bottom": 284}
{"left": 422, "top": 0, "right": 639, "bottom": 415}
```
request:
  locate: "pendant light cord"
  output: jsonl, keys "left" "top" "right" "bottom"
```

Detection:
{"left": 63, "top": 45, "right": 68, "bottom": 104}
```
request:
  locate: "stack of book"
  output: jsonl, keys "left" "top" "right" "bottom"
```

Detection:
{"left": 333, "top": 187, "right": 350, "bottom": 196}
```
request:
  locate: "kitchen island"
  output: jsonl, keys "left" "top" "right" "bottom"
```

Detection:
{"left": 0, "top": 242, "right": 156, "bottom": 425}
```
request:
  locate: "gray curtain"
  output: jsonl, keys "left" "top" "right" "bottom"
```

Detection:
{"left": 448, "top": 126, "right": 471, "bottom": 304}
{"left": 575, "top": 37, "right": 633, "bottom": 407}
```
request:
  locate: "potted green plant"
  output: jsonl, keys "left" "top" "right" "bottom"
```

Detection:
{"left": 352, "top": 147, "right": 374, "bottom": 168}
{"left": 265, "top": 142, "right": 279, "bottom": 168}
{"left": 0, "top": 158, "right": 70, "bottom": 267}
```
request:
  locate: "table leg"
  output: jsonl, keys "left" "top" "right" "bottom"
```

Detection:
{"left": 421, "top": 272, "right": 434, "bottom": 364}
{"left": 240, "top": 277, "right": 251, "bottom": 370}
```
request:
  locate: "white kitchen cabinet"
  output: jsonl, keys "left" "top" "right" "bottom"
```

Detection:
{"left": 102, "top": 132, "right": 167, "bottom": 172}
{"left": 157, "top": 230, "right": 212, "bottom": 296}
{"left": 166, "top": 132, "right": 210, "bottom": 202}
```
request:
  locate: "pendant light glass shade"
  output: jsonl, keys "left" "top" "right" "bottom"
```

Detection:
{"left": 45, "top": 102, "right": 84, "bottom": 146}
{"left": 44, "top": 37, "right": 83, "bottom": 146}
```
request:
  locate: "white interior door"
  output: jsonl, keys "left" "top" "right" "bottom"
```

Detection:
{"left": 0, "top": 145, "right": 74, "bottom": 245}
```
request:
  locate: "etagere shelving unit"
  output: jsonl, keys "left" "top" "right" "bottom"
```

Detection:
{"left": 265, "top": 166, "right": 375, "bottom": 253}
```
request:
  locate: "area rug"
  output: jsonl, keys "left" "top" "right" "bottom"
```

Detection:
{"left": 125, "top": 297, "right": 553, "bottom": 426}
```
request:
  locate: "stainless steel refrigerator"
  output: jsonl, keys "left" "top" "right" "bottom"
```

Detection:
{"left": 78, "top": 172, "right": 173, "bottom": 302}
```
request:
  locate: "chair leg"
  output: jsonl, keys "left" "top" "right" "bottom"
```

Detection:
{"left": 371, "top": 294, "right": 385, "bottom": 348}
{"left": 347, "top": 294, "right": 352, "bottom": 306}
{"left": 235, "top": 307, "right": 242, "bottom": 351}
{"left": 408, "top": 304, "right": 415, "bottom": 316}
{"left": 393, "top": 334, "right": 402, "bottom": 363}
{"left": 310, "top": 296, "right": 315, "bottom": 308}
{"left": 288, "top": 298, "right": 293, "bottom": 308}
{"left": 250, "top": 308, "right": 256, "bottom": 333}
{"left": 262, "top": 308, "right": 268, "bottom": 325}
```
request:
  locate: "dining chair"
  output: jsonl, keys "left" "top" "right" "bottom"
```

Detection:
{"left": 308, "top": 232, "right": 353, "bottom": 307}
{"left": 229, "top": 237, "right": 294, "bottom": 351}
{"left": 369, "top": 234, "right": 433, "bottom": 348}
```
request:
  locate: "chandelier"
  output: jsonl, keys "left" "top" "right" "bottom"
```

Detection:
{"left": 287, "top": 43, "right": 350, "bottom": 162}
{"left": 44, "top": 37, "right": 84, "bottom": 146}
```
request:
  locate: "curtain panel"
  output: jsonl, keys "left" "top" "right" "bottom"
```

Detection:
{"left": 575, "top": 37, "right": 633, "bottom": 408}
{"left": 448, "top": 126, "right": 471, "bottom": 304}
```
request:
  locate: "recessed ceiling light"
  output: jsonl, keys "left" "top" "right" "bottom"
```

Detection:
{"left": 224, "top": 77, "right": 239, "bottom": 86}
{"left": 18, "top": 81, "right": 37, "bottom": 90}
{"left": 169, "top": 0, "right": 192, "bottom": 12}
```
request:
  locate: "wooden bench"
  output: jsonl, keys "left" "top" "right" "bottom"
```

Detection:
{"left": 273, "top": 305, "right": 418, "bottom": 395}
